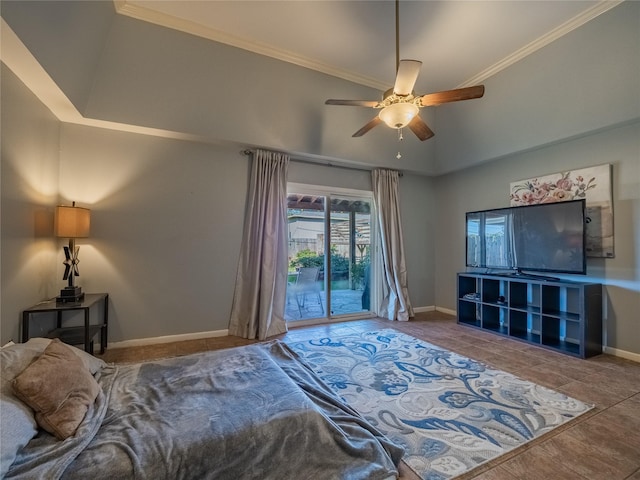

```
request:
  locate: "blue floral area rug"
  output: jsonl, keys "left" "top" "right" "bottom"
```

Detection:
{"left": 287, "top": 329, "right": 593, "bottom": 480}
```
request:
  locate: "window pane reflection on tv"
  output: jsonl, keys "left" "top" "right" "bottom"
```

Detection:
{"left": 466, "top": 199, "right": 586, "bottom": 275}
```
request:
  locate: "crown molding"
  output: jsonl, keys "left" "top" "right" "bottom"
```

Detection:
{"left": 113, "top": 1, "right": 389, "bottom": 92}
{"left": 458, "top": 0, "right": 624, "bottom": 88}
{"left": 114, "top": 1, "right": 623, "bottom": 93}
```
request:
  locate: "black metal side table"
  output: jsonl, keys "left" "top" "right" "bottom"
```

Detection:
{"left": 22, "top": 293, "right": 109, "bottom": 354}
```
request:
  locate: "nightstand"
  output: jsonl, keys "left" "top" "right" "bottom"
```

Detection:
{"left": 22, "top": 293, "right": 109, "bottom": 354}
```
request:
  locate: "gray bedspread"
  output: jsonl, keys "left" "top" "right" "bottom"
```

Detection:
{"left": 6, "top": 341, "right": 402, "bottom": 479}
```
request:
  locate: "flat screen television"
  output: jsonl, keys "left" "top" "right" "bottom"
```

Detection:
{"left": 466, "top": 199, "right": 587, "bottom": 276}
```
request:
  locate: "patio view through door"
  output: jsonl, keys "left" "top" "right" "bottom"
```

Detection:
{"left": 285, "top": 185, "right": 374, "bottom": 323}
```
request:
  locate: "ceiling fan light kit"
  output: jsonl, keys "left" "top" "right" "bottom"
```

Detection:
{"left": 325, "top": 0, "right": 485, "bottom": 144}
{"left": 379, "top": 102, "right": 419, "bottom": 129}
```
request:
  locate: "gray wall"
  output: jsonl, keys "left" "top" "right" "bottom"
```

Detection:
{"left": 1, "top": 1, "right": 637, "bottom": 354}
{"left": 1, "top": 66, "right": 60, "bottom": 343}
{"left": 399, "top": 174, "right": 436, "bottom": 310}
{"left": 434, "top": 121, "right": 640, "bottom": 354}
{"left": 57, "top": 124, "right": 250, "bottom": 342}
{"left": 1, "top": 68, "right": 436, "bottom": 344}
{"left": 0, "top": 0, "right": 116, "bottom": 112}
{"left": 434, "top": 1, "right": 640, "bottom": 174}
{"left": 428, "top": 1, "right": 640, "bottom": 355}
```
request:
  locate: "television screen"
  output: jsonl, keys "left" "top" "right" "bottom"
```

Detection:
{"left": 466, "top": 199, "right": 586, "bottom": 275}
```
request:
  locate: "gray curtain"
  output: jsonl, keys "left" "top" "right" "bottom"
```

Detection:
{"left": 228, "top": 149, "right": 289, "bottom": 339}
{"left": 371, "top": 169, "right": 414, "bottom": 321}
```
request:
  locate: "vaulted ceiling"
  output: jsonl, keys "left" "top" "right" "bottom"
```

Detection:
{"left": 118, "top": 1, "right": 609, "bottom": 94}
{"left": 1, "top": 1, "right": 636, "bottom": 176}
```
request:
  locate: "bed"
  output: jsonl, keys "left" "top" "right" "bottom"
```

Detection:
{"left": 1, "top": 337, "right": 403, "bottom": 479}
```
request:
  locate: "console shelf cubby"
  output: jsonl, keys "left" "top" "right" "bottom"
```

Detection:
{"left": 457, "top": 273, "right": 602, "bottom": 358}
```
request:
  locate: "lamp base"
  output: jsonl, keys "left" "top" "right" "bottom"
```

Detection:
{"left": 56, "top": 286, "right": 84, "bottom": 304}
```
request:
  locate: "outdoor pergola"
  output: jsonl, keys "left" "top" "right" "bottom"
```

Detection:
{"left": 287, "top": 194, "right": 371, "bottom": 280}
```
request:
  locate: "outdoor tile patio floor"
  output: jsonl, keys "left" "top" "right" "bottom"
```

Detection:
{"left": 99, "top": 311, "right": 640, "bottom": 480}
{"left": 285, "top": 288, "right": 367, "bottom": 321}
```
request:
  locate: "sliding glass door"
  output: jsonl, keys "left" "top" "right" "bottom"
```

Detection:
{"left": 286, "top": 194, "right": 327, "bottom": 320}
{"left": 329, "top": 196, "right": 371, "bottom": 316}
{"left": 285, "top": 185, "right": 374, "bottom": 323}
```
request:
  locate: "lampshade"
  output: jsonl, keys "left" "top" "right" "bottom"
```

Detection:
{"left": 378, "top": 102, "right": 419, "bottom": 129}
{"left": 54, "top": 204, "right": 91, "bottom": 238}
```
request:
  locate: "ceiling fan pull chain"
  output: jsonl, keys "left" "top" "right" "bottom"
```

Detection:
{"left": 396, "top": 126, "right": 403, "bottom": 159}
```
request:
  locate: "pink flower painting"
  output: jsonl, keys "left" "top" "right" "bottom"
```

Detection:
{"left": 510, "top": 171, "right": 597, "bottom": 206}
{"left": 510, "top": 164, "right": 614, "bottom": 258}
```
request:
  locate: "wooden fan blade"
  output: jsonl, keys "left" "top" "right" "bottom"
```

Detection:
{"left": 353, "top": 117, "right": 383, "bottom": 137}
{"left": 408, "top": 116, "right": 435, "bottom": 141}
{"left": 394, "top": 59, "right": 422, "bottom": 96}
{"left": 325, "top": 99, "right": 380, "bottom": 107}
{"left": 419, "top": 85, "right": 485, "bottom": 107}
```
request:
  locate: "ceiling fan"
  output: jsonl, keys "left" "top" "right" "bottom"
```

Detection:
{"left": 325, "top": 0, "right": 485, "bottom": 141}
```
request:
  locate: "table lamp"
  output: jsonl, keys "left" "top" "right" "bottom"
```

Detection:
{"left": 54, "top": 201, "right": 90, "bottom": 303}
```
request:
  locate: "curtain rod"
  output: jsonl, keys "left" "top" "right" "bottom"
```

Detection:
{"left": 241, "top": 149, "right": 403, "bottom": 177}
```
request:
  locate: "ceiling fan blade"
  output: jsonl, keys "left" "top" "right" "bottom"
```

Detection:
{"left": 352, "top": 117, "right": 383, "bottom": 137}
{"left": 408, "top": 116, "right": 435, "bottom": 141}
{"left": 419, "top": 85, "right": 485, "bottom": 107}
{"left": 325, "top": 99, "right": 380, "bottom": 107}
{"left": 394, "top": 59, "right": 422, "bottom": 96}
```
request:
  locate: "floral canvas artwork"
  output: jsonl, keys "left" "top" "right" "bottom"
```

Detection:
{"left": 510, "top": 164, "right": 613, "bottom": 258}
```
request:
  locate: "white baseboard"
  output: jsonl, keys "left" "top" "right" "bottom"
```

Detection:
{"left": 413, "top": 305, "right": 456, "bottom": 316}
{"left": 435, "top": 306, "right": 457, "bottom": 316}
{"left": 413, "top": 305, "right": 435, "bottom": 313}
{"left": 109, "top": 329, "right": 229, "bottom": 349}
{"left": 106, "top": 312, "right": 639, "bottom": 364}
{"left": 602, "top": 346, "right": 640, "bottom": 363}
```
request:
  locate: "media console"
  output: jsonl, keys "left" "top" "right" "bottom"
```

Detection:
{"left": 457, "top": 273, "right": 602, "bottom": 358}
